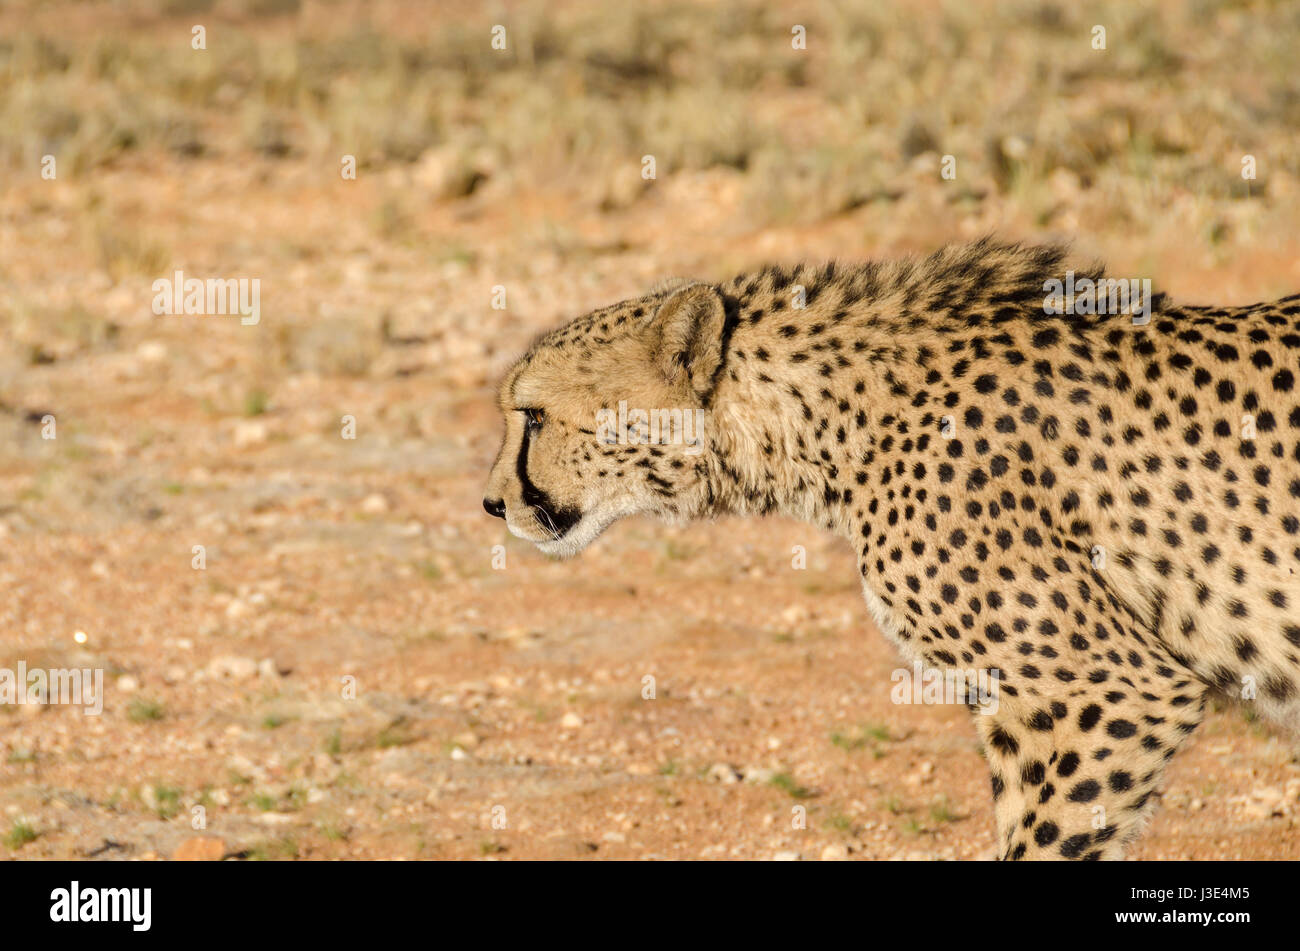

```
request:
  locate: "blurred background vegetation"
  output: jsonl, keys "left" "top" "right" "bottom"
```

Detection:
{"left": 3, "top": 0, "right": 1298, "bottom": 231}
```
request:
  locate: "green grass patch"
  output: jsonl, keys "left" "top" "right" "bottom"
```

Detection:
{"left": 3, "top": 820, "right": 38, "bottom": 850}
{"left": 768, "top": 772, "right": 815, "bottom": 799}
{"left": 127, "top": 697, "right": 165, "bottom": 723}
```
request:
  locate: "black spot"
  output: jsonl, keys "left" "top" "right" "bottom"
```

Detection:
{"left": 989, "top": 726, "right": 1019, "bottom": 755}
{"left": 1067, "top": 779, "right": 1101, "bottom": 803}
{"left": 1033, "top": 821, "right": 1060, "bottom": 847}
{"left": 1105, "top": 719, "right": 1137, "bottom": 739}
{"left": 1059, "top": 833, "right": 1092, "bottom": 859}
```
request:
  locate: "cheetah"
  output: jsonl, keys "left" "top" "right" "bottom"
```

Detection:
{"left": 483, "top": 238, "right": 1300, "bottom": 859}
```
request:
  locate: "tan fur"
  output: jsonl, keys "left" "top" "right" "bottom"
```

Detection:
{"left": 485, "top": 238, "right": 1300, "bottom": 859}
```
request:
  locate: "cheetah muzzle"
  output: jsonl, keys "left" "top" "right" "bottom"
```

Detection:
{"left": 484, "top": 238, "right": 1300, "bottom": 859}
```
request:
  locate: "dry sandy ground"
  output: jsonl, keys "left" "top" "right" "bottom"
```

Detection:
{"left": 2, "top": 146, "right": 1299, "bottom": 860}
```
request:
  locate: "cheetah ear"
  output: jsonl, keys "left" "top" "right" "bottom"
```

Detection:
{"left": 648, "top": 282, "right": 727, "bottom": 400}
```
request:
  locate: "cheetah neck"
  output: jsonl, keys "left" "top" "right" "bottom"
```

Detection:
{"left": 694, "top": 245, "right": 1150, "bottom": 649}
{"left": 697, "top": 242, "right": 1122, "bottom": 536}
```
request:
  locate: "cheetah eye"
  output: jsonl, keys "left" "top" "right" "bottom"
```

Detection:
{"left": 522, "top": 408, "right": 545, "bottom": 430}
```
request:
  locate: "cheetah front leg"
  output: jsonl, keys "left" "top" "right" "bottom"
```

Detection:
{"left": 974, "top": 668, "right": 1207, "bottom": 859}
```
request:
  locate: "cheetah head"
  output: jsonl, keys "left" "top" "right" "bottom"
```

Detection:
{"left": 483, "top": 281, "right": 729, "bottom": 558}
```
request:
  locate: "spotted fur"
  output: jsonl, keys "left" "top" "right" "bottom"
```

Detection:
{"left": 484, "top": 237, "right": 1300, "bottom": 859}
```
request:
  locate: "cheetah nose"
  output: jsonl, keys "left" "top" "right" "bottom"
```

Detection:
{"left": 483, "top": 497, "right": 506, "bottom": 519}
